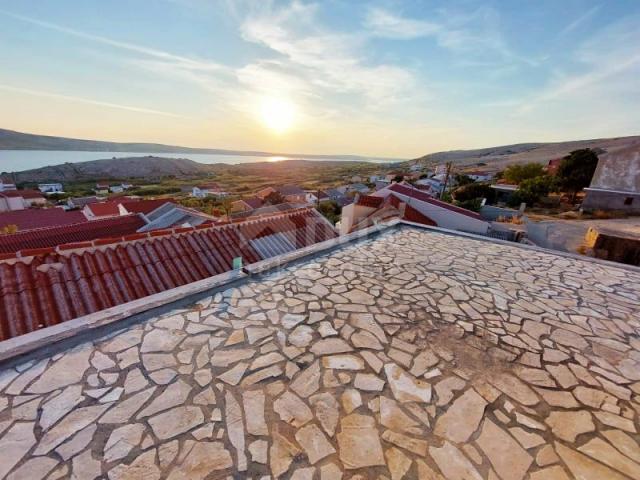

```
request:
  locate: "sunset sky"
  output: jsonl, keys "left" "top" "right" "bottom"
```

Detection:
{"left": 1, "top": 0, "right": 639, "bottom": 158}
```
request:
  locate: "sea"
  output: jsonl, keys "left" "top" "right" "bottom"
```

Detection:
{"left": 0, "top": 150, "right": 398, "bottom": 172}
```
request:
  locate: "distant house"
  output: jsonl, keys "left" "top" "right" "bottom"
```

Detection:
{"left": 340, "top": 183, "right": 489, "bottom": 235}
{"left": 369, "top": 174, "right": 384, "bottom": 183}
{"left": 232, "top": 197, "right": 264, "bottom": 213}
{"left": 415, "top": 177, "right": 444, "bottom": 193}
{"left": 192, "top": 183, "right": 228, "bottom": 198}
{"left": 351, "top": 175, "right": 364, "bottom": 183}
{"left": 109, "top": 184, "right": 132, "bottom": 194}
{"left": 385, "top": 173, "right": 403, "bottom": 182}
{"left": 466, "top": 171, "right": 494, "bottom": 182}
{"left": 83, "top": 198, "right": 177, "bottom": 221}
{"left": 38, "top": 183, "right": 64, "bottom": 194}
{"left": 305, "top": 190, "right": 331, "bottom": 204}
{"left": 0, "top": 190, "right": 46, "bottom": 212}
{"left": 94, "top": 183, "right": 110, "bottom": 195}
{"left": 545, "top": 158, "right": 563, "bottom": 175}
{"left": 410, "top": 163, "right": 423, "bottom": 172}
{"left": 582, "top": 145, "right": 640, "bottom": 212}
{"left": 490, "top": 184, "right": 519, "bottom": 204}
{"left": 67, "top": 196, "right": 102, "bottom": 209}
{"left": 337, "top": 183, "right": 370, "bottom": 195}
{"left": 0, "top": 178, "right": 16, "bottom": 192}
{"left": 256, "top": 185, "right": 307, "bottom": 203}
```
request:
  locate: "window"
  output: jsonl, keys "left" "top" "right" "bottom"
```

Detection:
{"left": 624, "top": 197, "right": 634, "bottom": 206}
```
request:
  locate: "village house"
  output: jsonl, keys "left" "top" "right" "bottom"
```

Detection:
{"left": 37, "top": 183, "right": 64, "bottom": 194}
{"left": 0, "top": 190, "right": 46, "bottom": 212}
{"left": 192, "top": 183, "right": 228, "bottom": 198}
{"left": 466, "top": 171, "right": 494, "bottom": 182}
{"left": 256, "top": 184, "right": 307, "bottom": 203}
{"left": 582, "top": 144, "right": 640, "bottom": 212}
{"left": 0, "top": 178, "right": 16, "bottom": 192}
{"left": 231, "top": 196, "right": 265, "bottom": 213}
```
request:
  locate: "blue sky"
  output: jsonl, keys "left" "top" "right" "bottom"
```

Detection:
{"left": 0, "top": 0, "right": 639, "bottom": 158}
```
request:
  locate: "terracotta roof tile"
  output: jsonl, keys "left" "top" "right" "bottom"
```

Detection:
{"left": 0, "top": 214, "right": 146, "bottom": 254}
{"left": 0, "top": 208, "right": 337, "bottom": 341}
{"left": 388, "top": 183, "right": 483, "bottom": 220}
{"left": 0, "top": 209, "right": 86, "bottom": 231}
{"left": 356, "top": 195, "right": 384, "bottom": 208}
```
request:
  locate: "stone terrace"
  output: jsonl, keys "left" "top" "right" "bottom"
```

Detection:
{"left": 0, "top": 226, "right": 639, "bottom": 480}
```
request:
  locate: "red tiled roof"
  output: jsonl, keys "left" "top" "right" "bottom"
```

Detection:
{"left": 85, "top": 202, "right": 121, "bottom": 217}
{"left": 356, "top": 195, "right": 384, "bottom": 208}
{"left": 0, "top": 209, "right": 86, "bottom": 231}
{"left": 121, "top": 199, "right": 174, "bottom": 215}
{"left": 0, "top": 208, "right": 337, "bottom": 341}
{"left": 386, "top": 194, "right": 437, "bottom": 227}
{"left": 242, "top": 197, "right": 264, "bottom": 209}
{"left": 0, "top": 189, "right": 45, "bottom": 200}
{"left": 387, "top": 183, "right": 483, "bottom": 220}
{"left": 0, "top": 214, "right": 145, "bottom": 255}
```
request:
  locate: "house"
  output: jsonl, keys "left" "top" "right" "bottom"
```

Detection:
{"left": 582, "top": 144, "right": 640, "bottom": 212}
{"left": 256, "top": 185, "right": 307, "bottom": 203}
{"left": 66, "top": 196, "right": 102, "bottom": 209}
{"left": 410, "top": 163, "right": 423, "bottom": 172}
{"left": 337, "top": 183, "right": 370, "bottom": 195}
{"left": 137, "top": 204, "right": 218, "bottom": 232}
{"left": 491, "top": 184, "right": 519, "bottom": 204}
{"left": 230, "top": 202, "right": 309, "bottom": 220}
{"left": 1, "top": 212, "right": 635, "bottom": 480}
{"left": 109, "top": 185, "right": 125, "bottom": 193}
{"left": 340, "top": 182, "right": 489, "bottom": 235}
{"left": 545, "top": 158, "right": 563, "bottom": 175}
{"left": 466, "top": 171, "right": 494, "bottom": 182}
{"left": 0, "top": 190, "right": 46, "bottom": 212}
{"left": 385, "top": 173, "right": 403, "bottom": 182}
{"left": 94, "top": 183, "right": 110, "bottom": 195}
{"left": 232, "top": 197, "right": 265, "bottom": 213}
{"left": 415, "top": 177, "right": 444, "bottom": 194}
{"left": 192, "top": 183, "right": 228, "bottom": 198}
{"left": 369, "top": 174, "right": 383, "bottom": 183}
{"left": 82, "top": 198, "right": 177, "bottom": 221}
{"left": 0, "top": 214, "right": 145, "bottom": 255}
{"left": 0, "top": 178, "right": 16, "bottom": 192}
{"left": 38, "top": 183, "right": 63, "bottom": 194}
{"left": 0, "top": 206, "right": 337, "bottom": 341}
{"left": 305, "top": 190, "right": 331, "bottom": 204}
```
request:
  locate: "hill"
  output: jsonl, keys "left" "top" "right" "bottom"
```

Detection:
{"left": 7, "top": 156, "right": 217, "bottom": 182}
{"left": 0, "top": 128, "right": 394, "bottom": 162}
{"left": 413, "top": 135, "right": 640, "bottom": 171}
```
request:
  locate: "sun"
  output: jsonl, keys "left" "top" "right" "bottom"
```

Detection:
{"left": 259, "top": 97, "right": 295, "bottom": 134}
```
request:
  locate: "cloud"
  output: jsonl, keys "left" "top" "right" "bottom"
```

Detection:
{"left": 0, "top": 84, "right": 190, "bottom": 118}
{"left": 239, "top": 1, "right": 418, "bottom": 108}
{"left": 516, "top": 15, "right": 640, "bottom": 114}
{"left": 365, "top": 7, "right": 440, "bottom": 39}
{"left": 559, "top": 5, "right": 601, "bottom": 36}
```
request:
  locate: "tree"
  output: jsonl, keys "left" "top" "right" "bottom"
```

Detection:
{"left": 264, "top": 191, "right": 285, "bottom": 205}
{"left": 503, "top": 163, "right": 545, "bottom": 184}
{"left": 454, "top": 174, "right": 474, "bottom": 186}
{"left": 317, "top": 200, "right": 341, "bottom": 224}
{"left": 453, "top": 183, "right": 496, "bottom": 203}
{"left": 555, "top": 149, "right": 599, "bottom": 202}
{"left": 507, "top": 175, "right": 556, "bottom": 207}
{"left": 218, "top": 196, "right": 235, "bottom": 218}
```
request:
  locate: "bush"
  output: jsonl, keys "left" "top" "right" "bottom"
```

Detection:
{"left": 317, "top": 200, "right": 341, "bottom": 224}
{"left": 503, "top": 163, "right": 545, "bottom": 184}
{"left": 454, "top": 198, "right": 483, "bottom": 212}
{"left": 507, "top": 175, "right": 556, "bottom": 207}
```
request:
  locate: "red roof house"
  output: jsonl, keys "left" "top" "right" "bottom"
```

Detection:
{"left": 0, "top": 207, "right": 338, "bottom": 341}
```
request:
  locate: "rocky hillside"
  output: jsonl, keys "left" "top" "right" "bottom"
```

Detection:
{"left": 6, "top": 156, "right": 217, "bottom": 182}
{"left": 414, "top": 135, "right": 640, "bottom": 171}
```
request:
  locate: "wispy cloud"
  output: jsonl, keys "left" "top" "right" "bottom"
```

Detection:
{"left": 559, "top": 5, "right": 601, "bottom": 36}
{"left": 516, "top": 14, "right": 640, "bottom": 114}
{"left": 0, "top": 84, "right": 190, "bottom": 118}
{"left": 0, "top": 10, "right": 228, "bottom": 73}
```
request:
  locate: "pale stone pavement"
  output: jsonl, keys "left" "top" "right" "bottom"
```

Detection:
{"left": 0, "top": 227, "right": 639, "bottom": 479}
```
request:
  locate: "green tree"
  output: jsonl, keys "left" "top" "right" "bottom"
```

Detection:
{"left": 317, "top": 200, "right": 341, "bottom": 224}
{"left": 507, "top": 175, "right": 556, "bottom": 207}
{"left": 454, "top": 174, "right": 474, "bottom": 186}
{"left": 503, "top": 163, "right": 545, "bottom": 184}
{"left": 453, "top": 183, "right": 496, "bottom": 203}
{"left": 555, "top": 149, "right": 599, "bottom": 202}
{"left": 264, "top": 191, "right": 285, "bottom": 205}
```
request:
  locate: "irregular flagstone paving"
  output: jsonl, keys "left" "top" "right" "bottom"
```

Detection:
{"left": 0, "top": 227, "right": 640, "bottom": 480}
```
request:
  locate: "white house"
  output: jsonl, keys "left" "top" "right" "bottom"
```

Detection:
{"left": 466, "top": 171, "right": 494, "bottom": 182}
{"left": 38, "top": 183, "right": 64, "bottom": 194}
{"left": 0, "top": 190, "right": 46, "bottom": 212}
{"left": 0, "top": 178, "right": 17, "bottom": 192}
{"left": 192, "top": 183, "right": 228, "bottom": 198}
